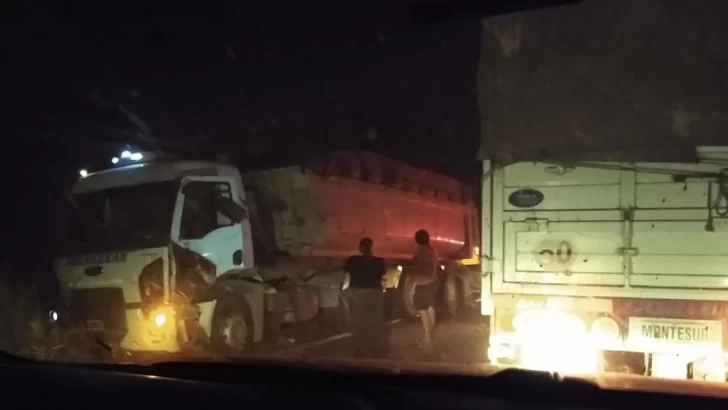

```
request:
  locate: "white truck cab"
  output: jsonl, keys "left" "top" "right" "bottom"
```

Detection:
{"left": 55, "top": 156, "right": 267, "bottom": 355}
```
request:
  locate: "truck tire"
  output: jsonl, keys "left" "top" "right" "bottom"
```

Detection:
{"left": 443, "top": 274, "right": 463, "bottom": 317}
{"left": 397, "top": 270, "right": 418, "bottom": 318}
{"left": 210, "top": 298, "right": 254, "bottom": 355}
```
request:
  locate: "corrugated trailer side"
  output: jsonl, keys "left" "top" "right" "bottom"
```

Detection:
{"left": 486, "top": 155, "right": 728, "bottom": 301}
{"left": 242, "top": 151, "right": 478, "bottom": 265}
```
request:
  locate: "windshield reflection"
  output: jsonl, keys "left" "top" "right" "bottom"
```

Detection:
{"left": 62, "top": 182, "right": 177, "bottom": 253}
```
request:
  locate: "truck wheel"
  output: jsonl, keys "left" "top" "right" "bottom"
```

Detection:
{"left": 443, "top": 274, "right": 462, "bottom": 317}
{"left": 210, "top": 298, "right": 254, "bottom": 354}
{"left": 397, "top": 270, "right": 418, "bottom": 318}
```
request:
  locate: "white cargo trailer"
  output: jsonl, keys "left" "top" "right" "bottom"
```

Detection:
{"left": 481, "top": 147, "right": 728, "bottom": 380}
{"left": 477, "top": 0, "right": 728, "bottom": 380}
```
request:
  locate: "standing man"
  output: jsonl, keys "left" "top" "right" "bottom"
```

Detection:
{"left": 412, "top": 229, "right": 439, "bottom": 346}
{"left": 344, "top": 237, "right": 389, "bottom": 358}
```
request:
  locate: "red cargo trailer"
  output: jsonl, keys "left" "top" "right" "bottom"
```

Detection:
{"left": 243, "top": 150, "right": 477, "bottom": 263}
{"left": 242, "top": 150, "right": 480, "bottom": 316}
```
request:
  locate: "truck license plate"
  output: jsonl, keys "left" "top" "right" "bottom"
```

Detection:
{"left": 628, "top": 317, "right": 722, "bottom": 345}
{"left": 86, "top": 320, "right": 105, "bottom": 331}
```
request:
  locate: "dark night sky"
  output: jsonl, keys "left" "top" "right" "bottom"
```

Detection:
{"left": 7, "top": 1, "right": 480, "bottom": 173}
{"left": 4, "top": 0, "right": 480, "bottom": 274}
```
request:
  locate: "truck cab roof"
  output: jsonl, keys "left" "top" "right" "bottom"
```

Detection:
{"left": 72, "top": 160, "right": 241, "bottom": 194}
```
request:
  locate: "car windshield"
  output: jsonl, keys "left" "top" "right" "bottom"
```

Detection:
{"left": 5, "top": 0, "right": 728, "bottom": 397}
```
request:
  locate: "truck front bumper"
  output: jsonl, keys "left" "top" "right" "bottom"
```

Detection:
{"left": 58, "top": 304, "right": 181, "bottom": 357}
{"left": 487, "top": 308, "right": 727, "bottom": 381}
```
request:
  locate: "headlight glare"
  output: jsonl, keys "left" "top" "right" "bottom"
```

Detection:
{"left": 590, "top": 316, "right": 620, "bottom": 342}
{"left": 154, "top": 313, "right": 167, "bottom": 327}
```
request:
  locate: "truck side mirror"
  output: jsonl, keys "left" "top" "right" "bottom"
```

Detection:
{"left": 215, "top": 196, "right": 247, "bottom": 223}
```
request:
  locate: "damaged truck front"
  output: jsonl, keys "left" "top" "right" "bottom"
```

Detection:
{"left": 53, "top": 160, "right": 281, "bottom": 358}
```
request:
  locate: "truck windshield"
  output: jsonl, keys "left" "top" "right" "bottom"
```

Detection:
{"left": 61, "top": 181, "right": 178, "bottom": 254}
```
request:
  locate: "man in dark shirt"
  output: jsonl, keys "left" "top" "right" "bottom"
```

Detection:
{"left": 344, "top": 237, "right": 389, "bottom": 358}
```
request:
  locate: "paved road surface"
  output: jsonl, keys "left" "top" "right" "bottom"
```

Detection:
{"left": 114, "top": 311, "right": 489, "bottom": 365}
{"left": 274, "top": 314, "right": 490, "bottom": 364}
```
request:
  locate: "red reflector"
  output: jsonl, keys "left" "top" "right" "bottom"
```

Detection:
{"left": 613, "top": 298, "right": 728, "bottom": 320}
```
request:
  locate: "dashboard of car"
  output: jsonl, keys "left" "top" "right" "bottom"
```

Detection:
{"left": 2, "top": 356, "right": 728, "bottom": 410}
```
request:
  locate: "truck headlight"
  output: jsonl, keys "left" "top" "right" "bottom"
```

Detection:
{"left": 154, "top": 312, "right": 167, "bottom": 327}
{"left": 513, "top": 308, "right": 597, "bottom": 374}
{"left": 513, "top": 308, "right": 586, "bottom": 337}
{"left": 590, "top": 316, "right": 620, "bottom": 342}
{"left": 47, "top": 309, "right": 58, "bottom": 323}
{"left": 149, "top": 306, "right": 175, "bottom": 328}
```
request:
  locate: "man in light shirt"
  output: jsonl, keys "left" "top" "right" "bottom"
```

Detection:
{"left": 411, "top": 229, "right": 439, "bottom": 346}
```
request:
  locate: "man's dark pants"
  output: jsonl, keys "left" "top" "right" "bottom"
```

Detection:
{"left": 346, "top": 288, "right": 389, "bottom": 358}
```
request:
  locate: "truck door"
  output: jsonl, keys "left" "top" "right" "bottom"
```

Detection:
{"left": 498, "top": 162, "right": 629, "bottom": 291}
{"left": 171, "top": 176, "right": 247, "bottom": 276}
{"left": 503, "top": 220, "right": 627, "bottom": 287}
{"left": 630, "top": 166, "right": 728, "bottom": 291}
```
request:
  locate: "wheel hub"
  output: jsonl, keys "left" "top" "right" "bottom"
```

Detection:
{"left": 221, "top": 313, "right": 248, "bottom": 351}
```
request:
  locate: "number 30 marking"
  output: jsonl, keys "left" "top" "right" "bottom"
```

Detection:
{"left": 538, "top": 240, "right": 573, "bottom": 265}
{"left": 556, "top": 240, "right": 572, "bottom": 264}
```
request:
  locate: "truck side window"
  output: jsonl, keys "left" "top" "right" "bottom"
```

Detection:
{"left": 212, "top": 182, "right": 233, "bottom": 226}
{"left": 180, "top": 181, "right": 233, "bottom": 240}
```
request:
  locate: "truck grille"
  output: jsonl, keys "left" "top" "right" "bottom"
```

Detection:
{"left": 68, "top": 288, "right": 128, "bottom": 339}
